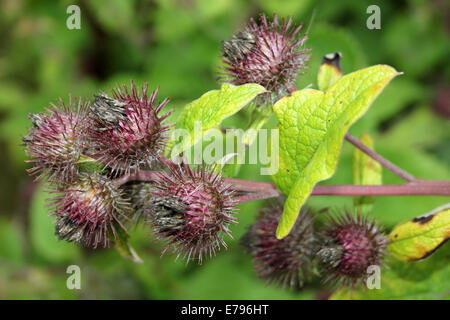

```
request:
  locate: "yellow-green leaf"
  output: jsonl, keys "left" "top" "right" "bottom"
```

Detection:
{"left": 114, "top": 235, "right": 143, "bottom": 264}
{"left": 352, "top": 133, "right": 382, "bottom": 213}
{"left": 113, "top": 225, "right": 143, "bottom": 264}
{"left": 317, "top": 52, "right": 343, "bottom": 91}
{"left": 168, "top": 83, "right": 266, "bottom": 157}
{"left": 272, "top": 65, "right": 399, "bottom": 238}
{"left": 388, "top": 203, "right": 450, "bottom": 261}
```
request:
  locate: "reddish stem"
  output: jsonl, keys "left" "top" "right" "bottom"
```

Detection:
{"left": 345, "top": 133, "right": 417, "bottom": 182}
{"left": 115, "top": 171, "right": 450, "bottom": 204}
{"left": 310, "top": 183, "right": 450, "bottom": 196}
{"left": 228, "top": 178, "right": 450, "bottom": 203}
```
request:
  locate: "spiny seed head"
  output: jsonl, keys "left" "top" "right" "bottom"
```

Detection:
{"left": 23, "top": 96, "right": 90, "bottom": 185}
{"left": 89, "top": 81, "right": 171, "bottom": 176}
{"left": 22, "top": 113, "right": 45, "bottom": 146}
{"left": 91, "top": 91, "right": 128, "bottom": 127}
{"left": 241, "top": 202, "right": 316, "bottom": 289}
{"left": 317, "top": 210, "right": 387, "bottom": 289}
{"left": 142, "top": 162, "right": 237, "bottom": 264}
{"left": 50, "top": 173, "right": 131, "bottom": 248}
{"left": 220, "top": 13, "right": 310, "bottom": 103}
{"left": 222, "top": 31, "right": 256, "bottom": 64}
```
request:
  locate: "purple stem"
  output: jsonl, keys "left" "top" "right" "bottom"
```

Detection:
{"left": 345, "top": 132, "right": 417, "bottom": 182}
{"left": 115, "top": 171, "right": 450, "bottom": 204}
{"left": 231, "top": 181, "right": 450, "bottom": 204}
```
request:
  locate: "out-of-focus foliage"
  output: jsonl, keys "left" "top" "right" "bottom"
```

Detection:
{"left": 0, "top": 0, "right": 448, "bottom": 299}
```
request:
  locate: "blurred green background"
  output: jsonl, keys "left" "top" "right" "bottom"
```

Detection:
{"left": 0, "top": 0, "right": 449, "bottom": 299}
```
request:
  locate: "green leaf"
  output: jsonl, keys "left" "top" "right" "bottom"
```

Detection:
{"left": 112, "top": 224, "right": 144, "bottom": 264}
{"left": 243, "top": 102, "right": 273, "bottom": 146}
{"left": 387, "top": 204, "right": 450, "bottom": 262}
{"left": 272, "top": 65, "right": 399, "bottom": 238}
{"left": 352, "top": 133, "right": 382, "bottom": 213}
{"left": 114, "top": 235, "right": 144, "bottom": 264}
{"left": 168, "top": 83, "right": 266, "bottom": 157}
{"left": 317, "top": 53, "right": 343, "bottom": 91}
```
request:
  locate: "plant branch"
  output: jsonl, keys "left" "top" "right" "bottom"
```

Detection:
{"left": 344, "top": 132, "right": 417, "bottom": 182}
{"left": 231, "top": 180, "right": 450, "bottom": 204}
{"left": 115, "top": 171, "right": 450, "bottom": 204}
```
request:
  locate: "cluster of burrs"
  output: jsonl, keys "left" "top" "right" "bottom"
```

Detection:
{"left": 23, "top": 13, "right": 387, "bottom": 289}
